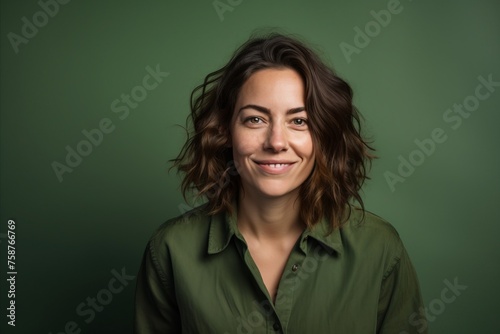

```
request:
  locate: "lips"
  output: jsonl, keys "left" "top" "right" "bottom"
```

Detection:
{"left": 253, "top": 160, "right": 296, "bottom": 174}
{"left": 264, "top": 163, "right": 290, "bottom": 168}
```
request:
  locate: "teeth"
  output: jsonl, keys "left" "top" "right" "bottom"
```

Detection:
{"left": 268, "top": 163, "right": 288, "bottom": 168}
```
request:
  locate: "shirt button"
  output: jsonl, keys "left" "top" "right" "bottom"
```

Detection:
{"left": 291, "top": 264, "right": 299, "bottom": 272}
{"left": 273, "top": 322, "right": 281, "bottom": 331}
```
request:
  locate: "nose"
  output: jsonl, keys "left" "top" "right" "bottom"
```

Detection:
{"left": 264, "top": 122, "right": 288, "bottom": 152}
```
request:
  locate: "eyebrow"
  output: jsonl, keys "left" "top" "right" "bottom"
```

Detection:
{"left": 238, "top": 104, "right": 306, "bottom": 115}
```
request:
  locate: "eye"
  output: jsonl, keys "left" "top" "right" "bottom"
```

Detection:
{"left": 292, "top": 118, "right": 308, "bottom": 126}
{"left": 245, "top": 117, "right": 264, "bottom": 124}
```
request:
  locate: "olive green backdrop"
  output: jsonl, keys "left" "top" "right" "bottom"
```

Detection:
{"left": 1, "top": 0, "right": 499, "bottom": 333}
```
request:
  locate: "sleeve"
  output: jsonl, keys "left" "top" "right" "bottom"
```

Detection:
{"left": 134, "top": 237, "right": 182, "bottom": 334}
{"left": 377, "top": 242, "right": 428, "bottom": 334}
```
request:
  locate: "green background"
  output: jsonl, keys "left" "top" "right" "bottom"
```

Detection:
{"left": 1, "top": 0, "right": 499, "bottom": 333}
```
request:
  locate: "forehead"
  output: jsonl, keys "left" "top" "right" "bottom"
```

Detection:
{"left": 235, "top": 68, "right": 305, "bottom": 108}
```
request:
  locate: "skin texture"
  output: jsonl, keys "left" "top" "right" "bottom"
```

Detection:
{"left": 229, "top": 68, "right": 315, "bottom": 301}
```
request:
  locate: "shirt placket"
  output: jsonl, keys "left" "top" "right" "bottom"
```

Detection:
{"left": 234, "top": 234, "right": 309, "bottom": 334}
{"left": 273, "top": 241, "right": 307, "bottom": 333}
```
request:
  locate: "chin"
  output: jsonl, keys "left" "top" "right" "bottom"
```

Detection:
{"left": 250, "top": 181, "right": 301, "bottom": 199}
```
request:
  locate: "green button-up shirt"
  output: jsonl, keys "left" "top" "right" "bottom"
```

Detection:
{"left": 134, "top": 205, "right": 427, "bottom": 333}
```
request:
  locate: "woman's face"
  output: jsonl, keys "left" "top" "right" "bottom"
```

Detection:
{"left": 230, "top": 68, "right": 315, "bottom": 200}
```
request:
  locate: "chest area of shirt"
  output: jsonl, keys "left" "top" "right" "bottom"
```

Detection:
{"left": 173, "top": 242, "right": 383, "bottom": 333}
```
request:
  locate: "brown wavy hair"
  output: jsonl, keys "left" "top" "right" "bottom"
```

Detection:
{"left": 172, "top": 33, "right": 375, "bottom": 230}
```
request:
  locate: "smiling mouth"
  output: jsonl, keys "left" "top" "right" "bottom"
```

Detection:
{"left": 262, "top": 163, "right": 290, "bottom": 168}
{"left": 254, "top": 161, "right": 296, "bottom": 174}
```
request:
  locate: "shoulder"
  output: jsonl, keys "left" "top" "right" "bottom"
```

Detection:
{"left": 148, "top": 203, "right": 212, "bottom": 254}
{"left": 344, "top": 208, "right": 401, "bottom": 240}
{"left": 340, "top": 208, "right": 405, "bottom": 268}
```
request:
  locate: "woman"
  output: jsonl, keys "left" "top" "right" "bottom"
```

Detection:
{"left": 134, "top": 33, "right": 427, "bottom": 334}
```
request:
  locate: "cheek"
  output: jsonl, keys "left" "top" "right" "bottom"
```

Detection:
{"left": 231, "top": 132, "right": 254, "bottom": 162}
{"left": 292, "top": 134, "right": 315, "bottom": 160}
{"left": 231, "top": 137, "right": 258, "bottom": 177}
{"left": 231, "top": 129, "right": 261, "bottom": 156}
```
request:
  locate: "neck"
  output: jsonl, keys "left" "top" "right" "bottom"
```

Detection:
{"left": 237, "top": 189, "right": 304, "bottom": 241}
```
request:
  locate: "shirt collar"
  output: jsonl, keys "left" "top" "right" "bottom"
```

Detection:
{"left": 207, "top": 205, "right": 344, "bottom": 256}
{"left": 207, "top": 209, "right": 238, "bottom": 255}
{"left": 302, "top": 216, "right": 343, "bottom": 255}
